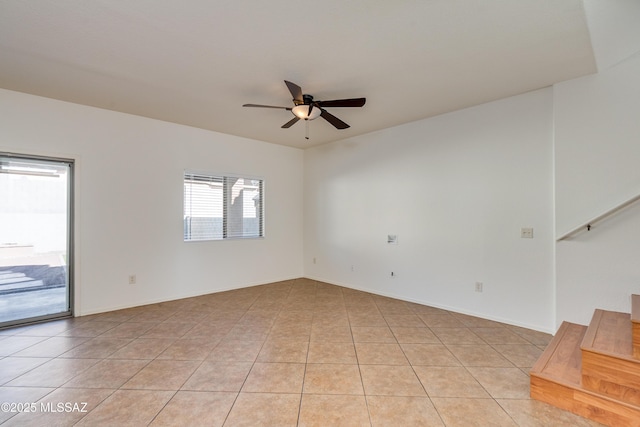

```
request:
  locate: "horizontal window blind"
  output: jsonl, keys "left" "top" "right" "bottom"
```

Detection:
{"left": 184, "top": 172, "right": 263, "bottom": 241}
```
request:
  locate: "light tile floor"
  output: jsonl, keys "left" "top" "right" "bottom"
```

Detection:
{"left": 0, "top": 278, "right": 603, "bottom": 426}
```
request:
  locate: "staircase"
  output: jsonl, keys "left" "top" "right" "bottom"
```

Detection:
{"left": 530, "top": 294, "right": 640, "bottom": 426}
{"left": 0, "top": 269, "right": 44, "bottom": 294}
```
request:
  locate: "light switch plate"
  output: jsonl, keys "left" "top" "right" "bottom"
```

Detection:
{"left": 521, "top": 227, "right": 534, "bottom": 238}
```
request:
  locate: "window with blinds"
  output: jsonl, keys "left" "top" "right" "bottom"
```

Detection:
{"left": 184, "top": 172, "right": 263, "bottom": 241}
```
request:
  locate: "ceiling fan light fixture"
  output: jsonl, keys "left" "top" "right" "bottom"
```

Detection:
{"left": 292, "top": 105, "right": 321, "bottom": 120}
{"left": 243, "top": 80, "right": 365, "bottom": 132}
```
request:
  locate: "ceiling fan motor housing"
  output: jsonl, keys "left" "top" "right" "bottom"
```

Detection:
{"left": 299, "top": 94, "right": 314, "bottom": 105}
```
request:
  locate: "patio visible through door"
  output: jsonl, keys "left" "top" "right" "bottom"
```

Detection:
{"left": 0, "top": 154, "right": 73, "bottom": 327}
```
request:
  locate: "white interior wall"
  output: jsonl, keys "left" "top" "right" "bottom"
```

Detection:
{"left": 554, "top": 53, "right": 640, "bottom": 327}
{"left": 0, "top": 88, "right": 304, "bottom": 315}
{"left": 556, "top": 202, "right": 640, "bottom": 327}
{"left": 553, "top": 0, "right": 640, "bottom": 327}
{"left": 582, "top": 0, "right": 640, "bottom": 72}
{"left": 554, "top": 54, "right": 640, "bottom": 237}
{"left": 3, "top": 0, "right": 638, "bottom": 331}
{"left": 304, "top": 88, "right": 555, "bottom": 332}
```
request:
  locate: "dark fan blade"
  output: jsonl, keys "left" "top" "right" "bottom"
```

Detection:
{"left": 243, "top": 104, "right": 292, "bottom": 110}
{"left": 317, "top": 98, "right": 366, "bottom": 108}
{"left": 320, "top": 109, "right": 350, "bottom": 129}
{"left": 308, "top": 104, "right": 314, "bottom": 117}
{"left": 284, "top": 80, "right": 303, "bottom": 103}
{"left": 281, "top": 116, "right": 300, "bottom": 128}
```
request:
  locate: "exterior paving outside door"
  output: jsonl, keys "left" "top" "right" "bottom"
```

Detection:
{"left": 0, "top": 153, "right": 73, "bottom": 327}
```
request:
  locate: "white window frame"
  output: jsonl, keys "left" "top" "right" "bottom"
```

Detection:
{"left": 183, "top": 171, "right": 264, "bottom": 241}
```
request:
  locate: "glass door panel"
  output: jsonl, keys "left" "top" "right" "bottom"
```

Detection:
{"left": 0, "top": 154, "right": 73, "bottom": 327}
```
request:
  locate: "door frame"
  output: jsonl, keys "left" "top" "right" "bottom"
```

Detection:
{"left": 0, "top": 152, "right": 74, "bottom": 328}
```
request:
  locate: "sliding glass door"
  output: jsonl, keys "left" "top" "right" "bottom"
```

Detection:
{"left": 0, "top": 154, "right": 73, "bottom": 327}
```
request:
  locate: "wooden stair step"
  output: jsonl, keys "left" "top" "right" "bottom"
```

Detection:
{"left": 531, "top": 321, "right": 585, "bottom": 387}
{"left": 632, "top": 294, "right": 640, "bottom": 358}
{"left": 582, "top": 309, "right": 634, "bottom": 357}
{"left": 581, "top": 309, "right": 640, "bottom": 406}
{"left": 530, "top": 321, "right": 640, "bottom": 426}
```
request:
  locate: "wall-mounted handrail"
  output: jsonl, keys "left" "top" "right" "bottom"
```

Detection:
{"left": 557, "top": 192, "right": 640, "bottom": 241}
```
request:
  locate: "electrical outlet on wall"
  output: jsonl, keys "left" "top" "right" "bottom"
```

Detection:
{"left": 475, "top": 282, "right": 483, "bottom": 292}
{"left": 129, "top": 274, "right": 136, "bottom": 285}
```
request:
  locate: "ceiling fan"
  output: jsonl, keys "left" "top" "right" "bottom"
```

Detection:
{"left": 243, "top": 80, "right": 366, "bottom": 139}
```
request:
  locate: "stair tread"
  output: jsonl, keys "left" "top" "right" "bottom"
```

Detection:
{"left": 0, "top": 279, "right": 44, "bottom": 291}
{"left": 0, "top": 272, "right": 24, "bottom": 279}
{"left": 0, "top": 276, "right": 33, "bottom": 285}
{"left": 530, "top": 321, "right": 585, "bottom": 387}
{"left": 531, "top": 303, "right": 640, "bottom": 426}
{"left": 581, "top": 309, "right": 635, "bottom": 360}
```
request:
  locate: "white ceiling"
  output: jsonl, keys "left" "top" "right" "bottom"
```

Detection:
{"left": 0, "top": 0, "right": 596, "bottom": 149}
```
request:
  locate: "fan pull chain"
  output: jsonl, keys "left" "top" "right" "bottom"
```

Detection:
{"left": 305, "top": 119, "right": 310, "bottom": 140}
